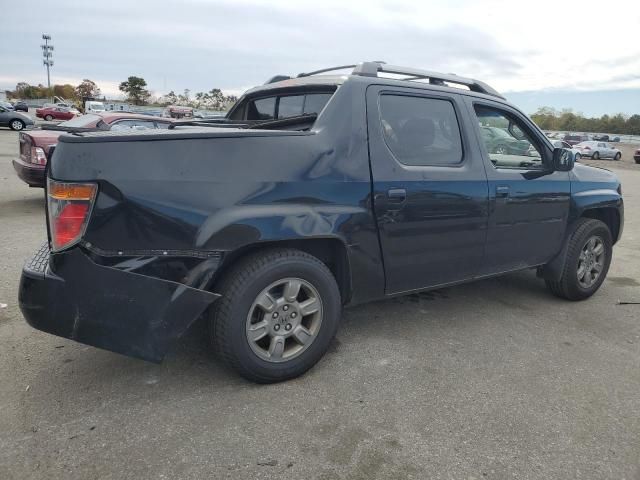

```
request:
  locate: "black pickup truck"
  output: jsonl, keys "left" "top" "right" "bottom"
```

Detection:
{"left": 19, "top": 62, "right": 623, "bottom": 383}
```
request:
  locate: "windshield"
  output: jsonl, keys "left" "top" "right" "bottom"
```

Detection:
{"left": 58, "top": 114, "right": 102, "bottom": 127}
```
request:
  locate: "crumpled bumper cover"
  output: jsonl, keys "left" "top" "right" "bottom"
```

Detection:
{"left": 19, "top": 243, "right": 220, "bottom": 362}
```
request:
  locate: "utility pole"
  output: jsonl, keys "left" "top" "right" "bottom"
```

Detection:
{"left": 41, "top": 34, "right": 54, "bottom": 101}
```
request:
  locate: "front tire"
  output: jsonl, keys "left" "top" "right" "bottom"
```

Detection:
{"left": 44, "top": 114, "right": 53, "bottom": 121}
{"left": 592, "top": 151, "right": 600, "bottom": 160}
{"left": 614, "top": 152, "right": 621, "bottom": 161}
{"left": 575, "top": 153, "right": 581, "bottom": 161}
{"left": 209, "top": 248, "right": 341, "bottom": 383}
{"left": 9, "top": 119, "right": 25, "bottom": 131}
{"left": 545, "top": 218, "right": 612, "bottom": 300}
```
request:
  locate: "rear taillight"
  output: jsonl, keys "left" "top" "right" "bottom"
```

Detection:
{"left": 30, "top": 146, "right": 47, "bottom": 165}
{"left": 47, "top": 179, "right": 97, "bottom": 251}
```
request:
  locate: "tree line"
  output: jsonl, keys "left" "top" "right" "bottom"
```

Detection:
{"left": 531, "top": 107, "right": 640, "bottom": 136}
{"left": 7, "top": 79, "right": 102, "bottom": 103}
{"left": 5, "top": 76, "right": 239, "bottom": 111}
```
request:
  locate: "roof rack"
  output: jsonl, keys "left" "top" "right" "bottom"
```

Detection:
{"left": 351, "top": 61, "right": 504, "bottom": 99}
{"left": 265, "top": 61, "right": 504, "bottom": 99}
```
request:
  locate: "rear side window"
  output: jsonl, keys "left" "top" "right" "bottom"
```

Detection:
{"left": 303, "top": 93, "right": 333, "bottom": 115}
{"left": 246, "top": 97, "right": 276, "bottom": 120}
{"left": 379, "top": 95, "right": 463, "bottom": 166}
{"left": 277, "top": 95, "right": 304, "bottom": 119}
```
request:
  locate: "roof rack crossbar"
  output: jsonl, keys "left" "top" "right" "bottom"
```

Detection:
{"left": 297, "top": 64, "right": 357, "bottom": 78}
{"left": 351, "top": 62, "right": 504, "bottom": 99}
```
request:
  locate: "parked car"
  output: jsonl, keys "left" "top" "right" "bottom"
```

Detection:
{"left": 593, "top": 134, "right": 609, "bottom": 141}
{"left": 551, "top": 140, "right": 582, "bottom": 160}
{"left": 1, "top": 101, "right": 15, "bottom": 110}
{"left": 634, "top": 148, "right": 640, "bottom": 164}
{"left": 19, "top": 62, "right": 623, "bottom": 383}
{"left": 162, "top": 105, "right": 194, "bottom": 119}
{"left": 0, "top": 104, "right": 34, "bottom": 131}
{"left": 563, "top": 134, "right": 591, "bottom": 145}
{"left": 12, "top": 112, "right": 173, "bottom": 187}
{"left": 479, "top": 126, "right": 531, "bottom": 155}
{"left": 13, "top": 100, "right": 29, "bottom": 112}
{"left": 35, "top": 106, "right": 78, "bottom": 121}
{"left": 574, "top": 141, "right": 621, "bottom": 160}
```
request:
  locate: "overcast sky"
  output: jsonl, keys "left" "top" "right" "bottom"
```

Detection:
{"left": 2, "top": 0, "right": 639, "bottom": 115}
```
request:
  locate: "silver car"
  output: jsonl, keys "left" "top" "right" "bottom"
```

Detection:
{"left": 0, "top": 105, "right": 34, "bottom": 131}
{"left": 574, "top": 141, "right": 621, "bottom": 160}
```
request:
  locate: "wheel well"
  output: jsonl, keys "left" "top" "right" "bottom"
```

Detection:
{"left": 209, "top": 239, "right": 352, "bottom": 304}
{"left": 581, "top": 208, "right": 620, "bottom": 243}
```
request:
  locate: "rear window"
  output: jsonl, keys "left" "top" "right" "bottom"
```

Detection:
{"left": 241, "top": 91, "right": 335, "bottom": 121}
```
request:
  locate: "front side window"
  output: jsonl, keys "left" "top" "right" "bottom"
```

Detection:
{"left": 379, "top": 94, "right": 463, "bottom": 166}
{"left": 474, "top": 105, "right": 543, "bottom": 169}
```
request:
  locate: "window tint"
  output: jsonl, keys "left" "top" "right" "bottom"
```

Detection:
{"left": 277, "top": 95, "right": 304, "bottom": 119}
{"left": 474, "top": 105, "right": 543, "bottom": 170}
{"left": 303, "top": 93, "right": 332, "bottom": 115}
{"left": 379, "top": 95, "right": 463, "bottom": 166}
{"left": 246, "top": 97, "right": 276, "bottom": 120}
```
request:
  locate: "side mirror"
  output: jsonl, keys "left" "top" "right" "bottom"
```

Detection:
{"left": 552, "top": 147, "right": 575, "bottom": 171}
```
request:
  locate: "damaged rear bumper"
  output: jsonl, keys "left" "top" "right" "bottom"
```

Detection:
{"left": 19, "top": 243, "right": 220, "bottom": 362}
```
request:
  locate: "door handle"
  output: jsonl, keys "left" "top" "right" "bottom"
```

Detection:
{"left": 387, "top": 188, "right": 407, "bottom": 203}
{"left": 495, "top": 185, "right": 510, "bottom": 197}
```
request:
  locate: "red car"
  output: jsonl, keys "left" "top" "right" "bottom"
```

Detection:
{"left": 35, "top": 106, "right": 78, "bottom": 121}
{"left": 635, "top": 148, "right": 640, "bottom": 164}
{"left": 13, "top": 112, "right": 173, "bottom": 187}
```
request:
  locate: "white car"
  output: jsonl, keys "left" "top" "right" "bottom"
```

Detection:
{"left": 551, "top": 140, "right": 581, "bottom": 159}
{"left": 574, "top": 141, "right": 621, "bottom": 161}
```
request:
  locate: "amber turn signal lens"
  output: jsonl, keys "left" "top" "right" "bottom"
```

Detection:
{"left": 48, "top": 182, "right": 97, "bottom": 201}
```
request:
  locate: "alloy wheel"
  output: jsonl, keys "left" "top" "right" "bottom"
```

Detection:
{"left": 245, "top": 277, "right": 323, "bottom": 363}
{"left": 577, "top": 235, "right": 606, "bottom": 289}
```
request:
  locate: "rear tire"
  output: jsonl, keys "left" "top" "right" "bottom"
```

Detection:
{"left": 209, "top": 248, "right": 341, "bottom": 383}
{"left": 592, "top": 151, "right": 600, "bottom": 160}
{"left": 545, "top": 218, "right": 612, "bottom": 300}
{"left": 614, "top": 152, "right": 621, "bottom": 161}
{"left": 575, "top": 153, "right": 581, "bottom": 161}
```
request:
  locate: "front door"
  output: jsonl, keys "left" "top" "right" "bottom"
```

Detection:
{"left": 367, "top": 86, "right": 489, "bottom": 294}
{"left": 466, "top": 99, "right": 571, "bottom": 275}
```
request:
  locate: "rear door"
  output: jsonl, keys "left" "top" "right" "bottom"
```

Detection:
{"left": 367, "top": 86, "right": 489, "bottom": 294}
{"left": 465, "top": 98, "right": 571, "bottom": 274}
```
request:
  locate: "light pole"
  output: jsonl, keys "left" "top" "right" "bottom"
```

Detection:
{"left": 41, "top": 34, "right": 54, "bottom": 101}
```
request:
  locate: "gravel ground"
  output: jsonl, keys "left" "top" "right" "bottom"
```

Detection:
{"left": 0, "top": 129, "right": 639, "bottom": 480}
